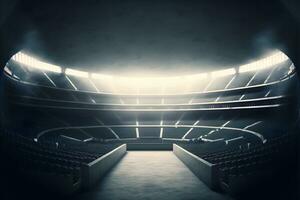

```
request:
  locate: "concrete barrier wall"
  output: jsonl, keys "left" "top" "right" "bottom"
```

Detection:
{"left": 127, "top": 143, "right": 173, "bottom": 150}
{"left": 81, "top": 144, "right": 127, "bottom": 189}
{"left": 173, "top": 144, "right": 219, "bottom": 190}
{"left": 23, "top": 170, "right": 81, "bottom": 195}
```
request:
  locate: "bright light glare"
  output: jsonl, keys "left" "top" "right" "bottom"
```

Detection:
{"left": 159, "top": 120, "right": 164, "bottom": 138}
{"left": 288, "top": 64, "right": 296, "bottom": 75}
{"left": 136, "top": 121, "right": 140, "bottom": 138}
{"left": 211, "top": 68, "right": 236, "bottom": 78}
{"left": 4, "top": 66, "right": 12, "bottom": 76}
{"left": 91, "top": 73, "right": 113, "bottom": 80}
{"left": 12, "top": 52, "right": 62, "bottom": 73}
{"left": 65, "top": 68, "right": 89, "bottom": 78}
{"left": 9, "top": 50, "right": 292, "bottom": 95}
{"left": 91, "top": 72, "right": 208, "bottom": 94}
{"left": 239, "top": 51, "right": 289, "bottom": 73}
{"left": 186, "top": 73, "right": 208, "bottom": 79}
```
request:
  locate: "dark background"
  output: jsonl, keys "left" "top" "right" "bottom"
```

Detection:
{"left": 0, "top": 0, "right": 299, "bottom": 197}
{"left": 0, "top": 0, "right": 299, "bottom": 75}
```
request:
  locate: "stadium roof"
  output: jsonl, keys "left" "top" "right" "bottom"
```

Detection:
{"left": 1, "top": 0, "right": 298, "bottom": 75}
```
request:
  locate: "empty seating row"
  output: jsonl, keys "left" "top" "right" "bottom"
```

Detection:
{"left": 0, "top": 130, "right": 124, "bottom": 194}
{"left": 176, "top": 133, "right": 296, "bottom": 196}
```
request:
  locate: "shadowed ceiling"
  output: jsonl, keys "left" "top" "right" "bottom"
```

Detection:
{"left": 3, "top": 0, "right": 298, "bottom": 75}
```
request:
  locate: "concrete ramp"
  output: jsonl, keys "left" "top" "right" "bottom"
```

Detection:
{"left": 76, "top": 151, "right": 231, "bottom": 200}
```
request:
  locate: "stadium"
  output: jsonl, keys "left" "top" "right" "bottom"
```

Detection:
{"left": 0, "top": 1, "right": 299, "bottom": 200}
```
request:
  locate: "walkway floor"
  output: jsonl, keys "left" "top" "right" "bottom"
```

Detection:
{"left": 75, "top": 151, "right": 232, "bottom": 200}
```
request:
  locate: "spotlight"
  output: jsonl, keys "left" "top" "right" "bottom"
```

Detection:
{"left": 65, "top": 68, "right": 89, "bottom": 78}
{"left": 12, "top": 52, "right": 62, "bottom": 73}
{"left": 211, "top": 68, "right": 236, "bottom": 78}
{"left": 239, "top": 51, "right": 289, "bottom": 73}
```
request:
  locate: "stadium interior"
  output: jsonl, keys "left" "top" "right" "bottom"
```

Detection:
{"left": 0, "top": 0, "right": 300, "bottom": 200}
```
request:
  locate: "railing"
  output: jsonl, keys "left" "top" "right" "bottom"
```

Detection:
{"left": 11, "top": 94, "right": 291, "bottom": 111}
{"left": 36, "top": 124, "right": 266, "bottom": 144}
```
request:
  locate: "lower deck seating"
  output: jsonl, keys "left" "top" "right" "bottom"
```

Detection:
{"left": 0, "top": 130, "right": 122, "bottom": 194}
{"left": 178, "top": 133, "right": 297, "bottom": 196}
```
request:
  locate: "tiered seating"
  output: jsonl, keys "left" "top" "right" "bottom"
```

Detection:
{"left": 191, "top": 96, "right": 218, "bottom": 103}
{"left": 266, "top": 60, "right": 293, "bottom": 83}
{"left": 217, "top": 134, "right": 295, "bottom": 194}
{"left": 226, "top": 72, "right": 254, "bottom": 89}
{"left": 217, "top": 94, "right": 241, "bottom": 102}
{"left": 25, "top": 71, "right": 54, "bottom": 87}
{"left": 111, "top": 127, "right": 136, "bottom": 138}
{"left": 56, "top": 129, "right": 91, "bottom": 140}
{"left": 201, "top": 129, "right": 238, "bottom": 141}
{"left": 3, "top": 51, "right": 297, "bottom": 142}
{"left": 1, "top": 130, "right": 122, "bottom": 194}
{"left": 42, "top": 88, "right": 76, "bottom": 101}
{"left": 182, "top": 118, "right": 228, "bottom": 139}
{"left": 163, "top": 127, "right": 190, "bottom": 138}
{"left": 207, "top": 75, "right": 235, "bottom": 91}
{"left": 139, "top": 120, "right": 161, "bottom": 138}
{"left": 163, "top": 120, "right": 190, "bottom": 138}
{"left": 66, "top": 75, "right": 97, "bottom": 92}
{"left": 7, "top": 62, "right": 30, "bottom": 81}
{"left": 82, "top": 128, "right": 119, "bottom": 140}
{"left": 92, "top": 95, "right": 123, "bottom": 104}
{"left": 185, "top": 128, "right": 213, "bottom": 139}
{"left": 227, "top": 119, "right": 258, "bottom": 129}
{"left": 248, "top": 68, "right": 271, "bottom": 86}
{"left": 45, "top": 73, "right": 74, "bottom": 89}
{"left": 92, "top": 77, "right": 115, "bottom": 93}
{"left": 242, "top": 90, "right": 269, "bottom": 100}
{"left": 245, "top": 121, "right": 287, "bottom": 139}
{"left": 178, "top": 133, "right": 296, "bottom": 195}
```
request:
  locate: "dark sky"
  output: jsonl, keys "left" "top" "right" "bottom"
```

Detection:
{"left": 19, "top": 0, "right": 295, "bottom": 75}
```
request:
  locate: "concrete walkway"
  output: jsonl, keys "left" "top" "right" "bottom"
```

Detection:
{"left": 76, "top": 151, "right": 232, "bottom": 200}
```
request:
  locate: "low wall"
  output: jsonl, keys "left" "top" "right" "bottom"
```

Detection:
{"left": 173, "top": 144, "right": 219, "bottom": 190}
{"left": 81, "top": 144, "right": 127, "bottom": 189}
{"left": 127, "top": 143, "right": 173, "bottom": 150}
{"left": 23, "top": 170, "right": 81, "bottom": 195}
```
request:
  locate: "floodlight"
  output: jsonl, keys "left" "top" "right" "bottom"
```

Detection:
{"left": 65, "top": 68, "right": 89, "bottom": 78}
{"left": 12, "top": 52, "right": 62, "bottom": 73}
{"left": 239, "top": 51, "right": 289, "bottom": 73}
{"left": 211, "top": 68, "right": 236, "bottom": 78}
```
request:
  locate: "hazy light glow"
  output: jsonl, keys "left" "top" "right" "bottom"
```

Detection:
{"left": 175, "top": 121, "right": 180, "bottom": 128}
{"left": 159, "top": 120, "right": 164, "bottom": 138}
{"left": 90, "top": 73, "right": 208, "bottom": 94}
{"left": 184, "top": 73, "right": 208, "bottom": 79}
{"left": 4, "top": 66, "right": 12, "bottom": 76}
{"left": 182, "top": 120, "right": 200, "bottom": 139}
{"left": 91, "top": 73, "right": 113, "bottom": 80}
{"left": 239, "top": 51, "right": 289, "bottom": 73}
{"left": 136, "top": 121, "right": 140, "bottom": 138}
{"left": 43, "top": 72, "right": 56, "bottom": 87}
{"left": 12, "top": 52, "right": 62, "bottom": 73}
{"left": 287, "top": 64, "right": 296, "bottom": 75}
{"left": 65, "top": 68, "right": 89, "bottom": 78}
{"left": 8, "top": 50, "right": 292, "bottom": 95}
{"left": 65, "top": 75, "right": 78, "bottom": 90}
{"left": 211, "top": 68, "right": 236, "bottom": 78}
